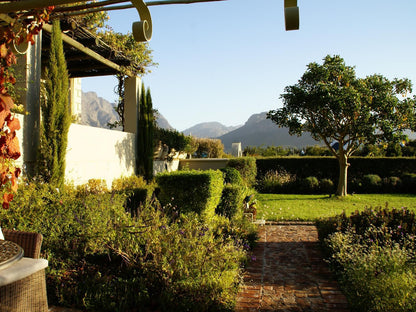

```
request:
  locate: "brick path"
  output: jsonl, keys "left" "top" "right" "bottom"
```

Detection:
{"left": 235, "top": 224, "right": 350, "bottom": 312}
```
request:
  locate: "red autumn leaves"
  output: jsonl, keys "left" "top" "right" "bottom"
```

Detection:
{"left": 0, "top": 7, "right": 53, "bottom": 208}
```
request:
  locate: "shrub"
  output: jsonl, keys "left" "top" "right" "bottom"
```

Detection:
{"left": 257, "top": 169, "right": 296, "bottom": 193}
{"left": 227, "top": 157, "right": 257, "bottom": 187}
{"left": 316, "top": 206, "right": 416, "bottom": 246}
{"left": 382, "top": 176, "right": 402, "bottom": 193}
{"left": 216, "top": 185, "right": 245, "bottom": 219}
{"left": 191, "top": 137, "right": 225, "bottom": 158}
{"left": 325, "top": 230, "right": 416, "bottom": 312}
{"left": 318, "top": 208, "right": 416, "bottom": 312}
{"left": 221, "top": 167, "right": 243, "bottom": 185}
{"left": 76, "top": 178, "right": 109, "bottom": 195}
{"left": 361, "top": 174, "right": 382, "bottom": 193}
{"left": 319, "top": 178, "right": 334, "bottom": 194}
{"left": 156, "top": 170, "right": 224, "bottom": 218}
{"left": 300, "top": 176, "right": 319, "bottom": 194}
{"left": 112, "top": 175, "right": 155, "bottom": 217}
{"left": 0, "top": 181, "right": 254, "bottom": 311}
{"left": 154, "top": 127, "right": 193, "bottom": 153}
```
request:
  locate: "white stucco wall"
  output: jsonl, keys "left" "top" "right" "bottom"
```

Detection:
{"left": 15, "top": 118, "right": 135, "bottom": 187}
{"left": 65, "top": 124, "right": 136, "bottom": 187}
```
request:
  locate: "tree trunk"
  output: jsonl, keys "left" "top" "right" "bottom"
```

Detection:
{"left": 336, "top": 154, "right": 349, "bottom": 196}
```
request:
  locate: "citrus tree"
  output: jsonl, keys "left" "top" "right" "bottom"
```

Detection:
{"left": 267, "top": 55, "right": 416, "bottom": 196}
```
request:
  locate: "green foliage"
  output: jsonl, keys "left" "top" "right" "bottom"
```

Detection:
{"left": 319, "top": 178, "right": 335, "bottom": 193}
{"left": 244, "top": 145, "right": 299, "bottom": 157}
{"left": 256, "top": 169, "right": 296, "bottom": 194}
{"left": 156, "top": 170, "right": 224, "bottom": 218}
{"left": 300, "top": 176, "right": 319, "bottom": 194}
{"left": 0, "top": 180, "right": 254, "bottom": 311}
{"left": 221, "top": 167, "right": 243, "bottom": 185}
{"left": 154, "top": 127, "right": 194, "bottom": 154}
{"left": 216, "top": 185, "right": 245, "bottom": 219}
{"left": 98, "top": 30, "right": 155, "bottom": 76}
{"left": 317, "top": 208, "right": 416, "bottom": 312}
{"left": 325, "top": 230, "right": 416, "bottom": 312}
{"left": 191, "top": 137, "right": 225, "bottom": 158}
{"left": 267, "top": 55, "right": 416, "bottom": 196}
{"left": 112, "top": 175, "right": 155, "bottom": 217}
{"left": 38, "top": 19, "right": 71, "bottom": 185}
{"left": 256, "top": 157, "right": 416, "bottom": 194}
{"left": 227, "top": 157, "right": 257, "bottom": 187}
{"left": 137, "top": 84, "right": 154, "bottom": 181}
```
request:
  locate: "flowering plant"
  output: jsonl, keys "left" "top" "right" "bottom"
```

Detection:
{"left": 0, "top": 7, "right": 53, "bottom": 208}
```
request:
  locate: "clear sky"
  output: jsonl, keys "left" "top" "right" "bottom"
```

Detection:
{"left": 81, "top": 0, "right": 416, "bottom": 131}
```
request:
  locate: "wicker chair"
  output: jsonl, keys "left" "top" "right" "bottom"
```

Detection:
{"left": 0, "top": 229, "right": 48, "bottom": 312}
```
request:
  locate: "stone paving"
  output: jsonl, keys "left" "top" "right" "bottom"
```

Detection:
{"left": 235, "top": 224, "right": 350, "bottom": 312}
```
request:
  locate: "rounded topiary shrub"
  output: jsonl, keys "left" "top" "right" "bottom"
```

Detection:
{"left": 382, "top": 176, "right": 402, "bottom": 193}
{"left": 300, "top": 176, "right": 319, "bottom": 194}
{"left": 320, "top": 178, "right": 335, "bottom": 194}
{"left": 361, "top": 174, "right": 382, "bottom": 193}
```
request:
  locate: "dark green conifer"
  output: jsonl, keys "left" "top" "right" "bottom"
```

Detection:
{"left": 38, "top": 19, "right": 70, "bottom": 185}
{"left": 137, "top": 83, "right": 154, "bottom": 181}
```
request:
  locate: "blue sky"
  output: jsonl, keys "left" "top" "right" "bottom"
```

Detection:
{"left": 82, "top": 0, "right": 416, "bottom": 131}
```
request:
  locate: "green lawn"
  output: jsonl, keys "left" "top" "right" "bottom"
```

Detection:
{"left": 256, "top": 193, "right": 416, "bottom": 221}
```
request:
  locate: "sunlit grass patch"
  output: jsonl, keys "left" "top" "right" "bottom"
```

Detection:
{"left": 256, "top": 193, "right": 416, "bottom": 221}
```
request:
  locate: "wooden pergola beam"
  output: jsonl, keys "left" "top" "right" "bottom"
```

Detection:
{"left": 0, "top": 0, "right": 226, "bottom": 14}
{"left": 42, "top": 23, "right": 130, "bottom": 75}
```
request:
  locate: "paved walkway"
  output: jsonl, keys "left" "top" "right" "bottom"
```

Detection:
{"left": 235, "top": 224, "right": 350, "bottom": 312}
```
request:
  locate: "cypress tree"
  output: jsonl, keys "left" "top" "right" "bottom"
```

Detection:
{"left": 136, "top": 83, "right": 154, "bottom": 181}
{"left": 38, "top": 19, "right": 70, "bottom": 185}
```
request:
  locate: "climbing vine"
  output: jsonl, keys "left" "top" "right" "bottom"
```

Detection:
{"left": 0, "top": 8, "right": 53, "bottom": 207}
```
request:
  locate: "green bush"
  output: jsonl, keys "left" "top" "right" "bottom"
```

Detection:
{"left": 156, "top": 170, "right": 224, "bottom": 219}
{"left": 256, "top": 169, "right": 296, "bottom": 194}
{"left": 216, "top": 185, "right": 245, "bottom": 219}
{"left": 317, "top": 208, "right": 416, "bottom": 312}
{"left": 319, "top": 178, "right": 335, "bottom": 194}
{"left": 256, "top": 157, "right": 416, "bottom": 194}
{"left": 300, "top": 176, "right": 319, "bottom": 194}
{"left": 0, "top": 181, "right": 254, "bottom": 311}
{"left": 382, "top": 176, "right": 402, "bottom": 193}
{"left": 326, "top": 230, "right": 416, "bottom": 312}
{"left": 316, "top": 206, "right": 416, "bottom": 245}
{"left": 112, "top": 175, "right": 155, "bottom": 217}
{"left": 221, "top": 167, "right": 243, "bottom": 185}
{"left": 227, "top": 157, "right": 257, "bottom": 187}
{"left": 361, "top": 174, "right": 382, "bottom": 193}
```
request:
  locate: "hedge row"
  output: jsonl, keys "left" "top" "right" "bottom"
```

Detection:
{"left": 256, "top": 157, "right": 416, "bottom": 182}
{"left": 156, "top": 170, "right": 224, "bottom": 219}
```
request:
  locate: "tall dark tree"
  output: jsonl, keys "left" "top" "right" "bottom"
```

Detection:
{"left": 38, "top": 19, "right": 71, "bottom": 185}
{"left": 136, "top": 83, "right": 154, "bottom": 181}
{"left": 267, "top": 55, "right": 416, "bottom": 196}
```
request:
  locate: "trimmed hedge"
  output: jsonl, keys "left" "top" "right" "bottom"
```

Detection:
{"left": 156, "top": 170, "right": 224, "bottom": 218}
{"left": 227, "top": 157, "right": 257, "bottom": 187}
{"left": 216, "top": 185, "right": 245, "bottom": 219}
{"left": 221, "top": 167, "right": 243, "bottom": 185}
{"left": 256, "top": 157, "right": 416, "bottom": 194}
{"left": 256, "top": 157, "right": 416, "bottom": 181}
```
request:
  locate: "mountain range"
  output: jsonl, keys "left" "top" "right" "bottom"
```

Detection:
{"left": 81, "top": 91, "right": 319, "bottom": 150}
{"left": 81, "top": 91, "right": 173, "bottom": 130}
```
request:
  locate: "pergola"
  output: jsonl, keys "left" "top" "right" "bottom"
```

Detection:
{"left": 0, "top": 0, "right": 299, "bottom": 174}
